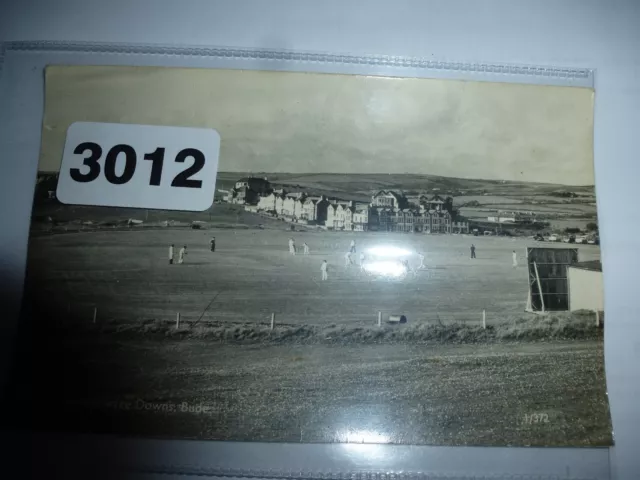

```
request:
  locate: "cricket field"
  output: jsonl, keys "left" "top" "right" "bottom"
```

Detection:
{"left": 22, "top": 227, "right": 611, "bottom": 446}
{"left": 27, "top": 228, "right": 600, "bottom": 325}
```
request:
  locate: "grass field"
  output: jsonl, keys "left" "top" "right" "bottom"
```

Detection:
{"left": 30, "top": 333, "right": 611, "bottom": 446}
{"left": 26, "top": 228, "right": 601, "bottom": 326}
{"left": 23, "top": 220, "right": 610, "bottom": 447}
{"left": 453, "top": 195, "right": 525, "bottom": 205}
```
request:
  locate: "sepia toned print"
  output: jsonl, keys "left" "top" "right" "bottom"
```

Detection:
{"left": 24, "top": 65, "right": 611, "bottom": 446}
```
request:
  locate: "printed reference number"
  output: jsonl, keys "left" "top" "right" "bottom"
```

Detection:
{"left": 522, "top": 413, "right": 550, "bottom": 424}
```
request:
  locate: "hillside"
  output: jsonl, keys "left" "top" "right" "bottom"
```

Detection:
{"left": 37, "top": 170, "right": 594, "bottom": 201}
{"left": 215, "top": 172, "right": 597, "bottom": 232}
{"left": 215, "top": 172, "right": 595, "bottom": 201}
{"left": 32, "top": 171, "right": 597, "bottom": 233}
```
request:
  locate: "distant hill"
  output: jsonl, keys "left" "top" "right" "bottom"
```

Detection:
{"left": 37, "top": 170, "right": 595, "bottom": 203}
{"left": 216, "top": 172, "right": 595, "bottom": 202}
{"left": 31, "top": 171, "right": 596, "bottom": 233}
{"left": 36, "top": 171, "right": 594, "bottom": 201}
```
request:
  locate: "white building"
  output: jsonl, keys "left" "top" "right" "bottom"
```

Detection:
{"left": 217, "top": 188, "right": 233, "bottom": 202}
{"left": 326, "top": 203, "right": 339, "bottom": 228}
{"left": 299, "top": 196, "right": 329, "bottom": 224}
{"left": 234, "top": 177, "right": 271, "bottom": 194}
{"left": 488, "top": 210, "right": 536, "bottom": 224}
{"left": 257, "top": 192, "right": 278, "bottom": 212}
{"left": 568, "top": 261, "right": 604, "bottom": 312}
{"left": 452, "top": 221, "right": 470, "bottom": 233}
{"left": 371, "top": 190, "right": 404, "bottom": 209}
{"left": 281, "top": 193, "right": 306, "bottom": 218}
{"left": 326, "top": 201, "right": 355, "bottom": 230}
{"left": 352, "top": 206, "right": 370, "bottom": 231}
{"left": 488, "top": 215, "right": 517, "bottom": 224}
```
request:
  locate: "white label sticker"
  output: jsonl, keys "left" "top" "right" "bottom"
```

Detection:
{"left": 56, "top": 122, "right": 220, "bottom": 211}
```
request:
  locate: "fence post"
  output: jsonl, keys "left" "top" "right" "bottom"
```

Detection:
{"left": 270, "top": 313, "right": 275, "bottom": 330}
{"left": 176, "top": 312, "right": 181, "bottom": 329}
{"left": 482, "top": 310, "right": 486, "bottom": 329}
{"left": 93, "top": 307, "right": 97, "bottom": 324}
{"left": 377, "top": 311, "right": 382, "bottom": 327}
{"left": 595, "top": 310, "right": 600, "bottom": 327}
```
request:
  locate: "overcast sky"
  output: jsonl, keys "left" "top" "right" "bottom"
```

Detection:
{"left": 41, "top": 65, "right": 595, "bottom": 185}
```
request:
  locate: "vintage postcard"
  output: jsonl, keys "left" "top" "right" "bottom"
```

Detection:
{"left": 24, "top": 65, "right": 611, "bottom": 446}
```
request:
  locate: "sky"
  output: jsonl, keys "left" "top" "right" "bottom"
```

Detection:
{"left": 41, "top": 65, "right": 595, "bottom": 185}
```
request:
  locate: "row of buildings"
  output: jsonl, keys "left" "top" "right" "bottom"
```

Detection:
{"left": 219, "top": 177, "right": 469, "bottom": 234}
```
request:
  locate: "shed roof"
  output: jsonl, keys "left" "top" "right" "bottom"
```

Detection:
{"left": 570, "top": 260, "right": 602, "bottom": 272}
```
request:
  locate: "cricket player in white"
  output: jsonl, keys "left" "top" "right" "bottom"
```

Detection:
{"left": 344, "top": 251, "right": 353, "bottom": 266}
{"left": 178, "top": 245, "right": 187, "bottom": 264}
{"left": 350, "top": 240, "right": 356, "bottom": 253}
{"left": 169, "top": 244, "right": 175, "bottom": 265}
{"left": 303, "top": 243, "right": 310, "bottom": 255}
{"left": 512, "top": 250, "right": 518, "bottom": 268}
{"left": 359, "top": 252, "right": 366, "bottom": 271}
{"left": 321, "top": 260, "right": 328, "bottom": 281}
{"left": 418, "top": 253, "right": 425, "bottom": 269}
{"left": 288, "top": 238, "right": 296, "bottom": 255}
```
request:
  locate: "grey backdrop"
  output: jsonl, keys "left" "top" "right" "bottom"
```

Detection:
{"left": 1, "top": 1, "right": 639, "bottom": 479}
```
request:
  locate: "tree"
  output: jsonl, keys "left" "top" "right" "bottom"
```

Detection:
{"left": 586, "top": 222, "right": 598, "bottom": 232}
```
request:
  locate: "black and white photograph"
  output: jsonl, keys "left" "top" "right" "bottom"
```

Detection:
{"left": 24, "top": 65, "right": 612, "bottom": 446}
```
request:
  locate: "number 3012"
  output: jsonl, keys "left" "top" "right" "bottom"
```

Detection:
{"left": 70, "top": 142, "right": 205, "bottom": 188}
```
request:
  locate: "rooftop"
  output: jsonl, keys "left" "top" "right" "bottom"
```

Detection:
{"left": 237, "top": 176, "right": 270, "bottom": 183}
{"left": 570, "top": 260, "right": 602, "bottom": 272}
